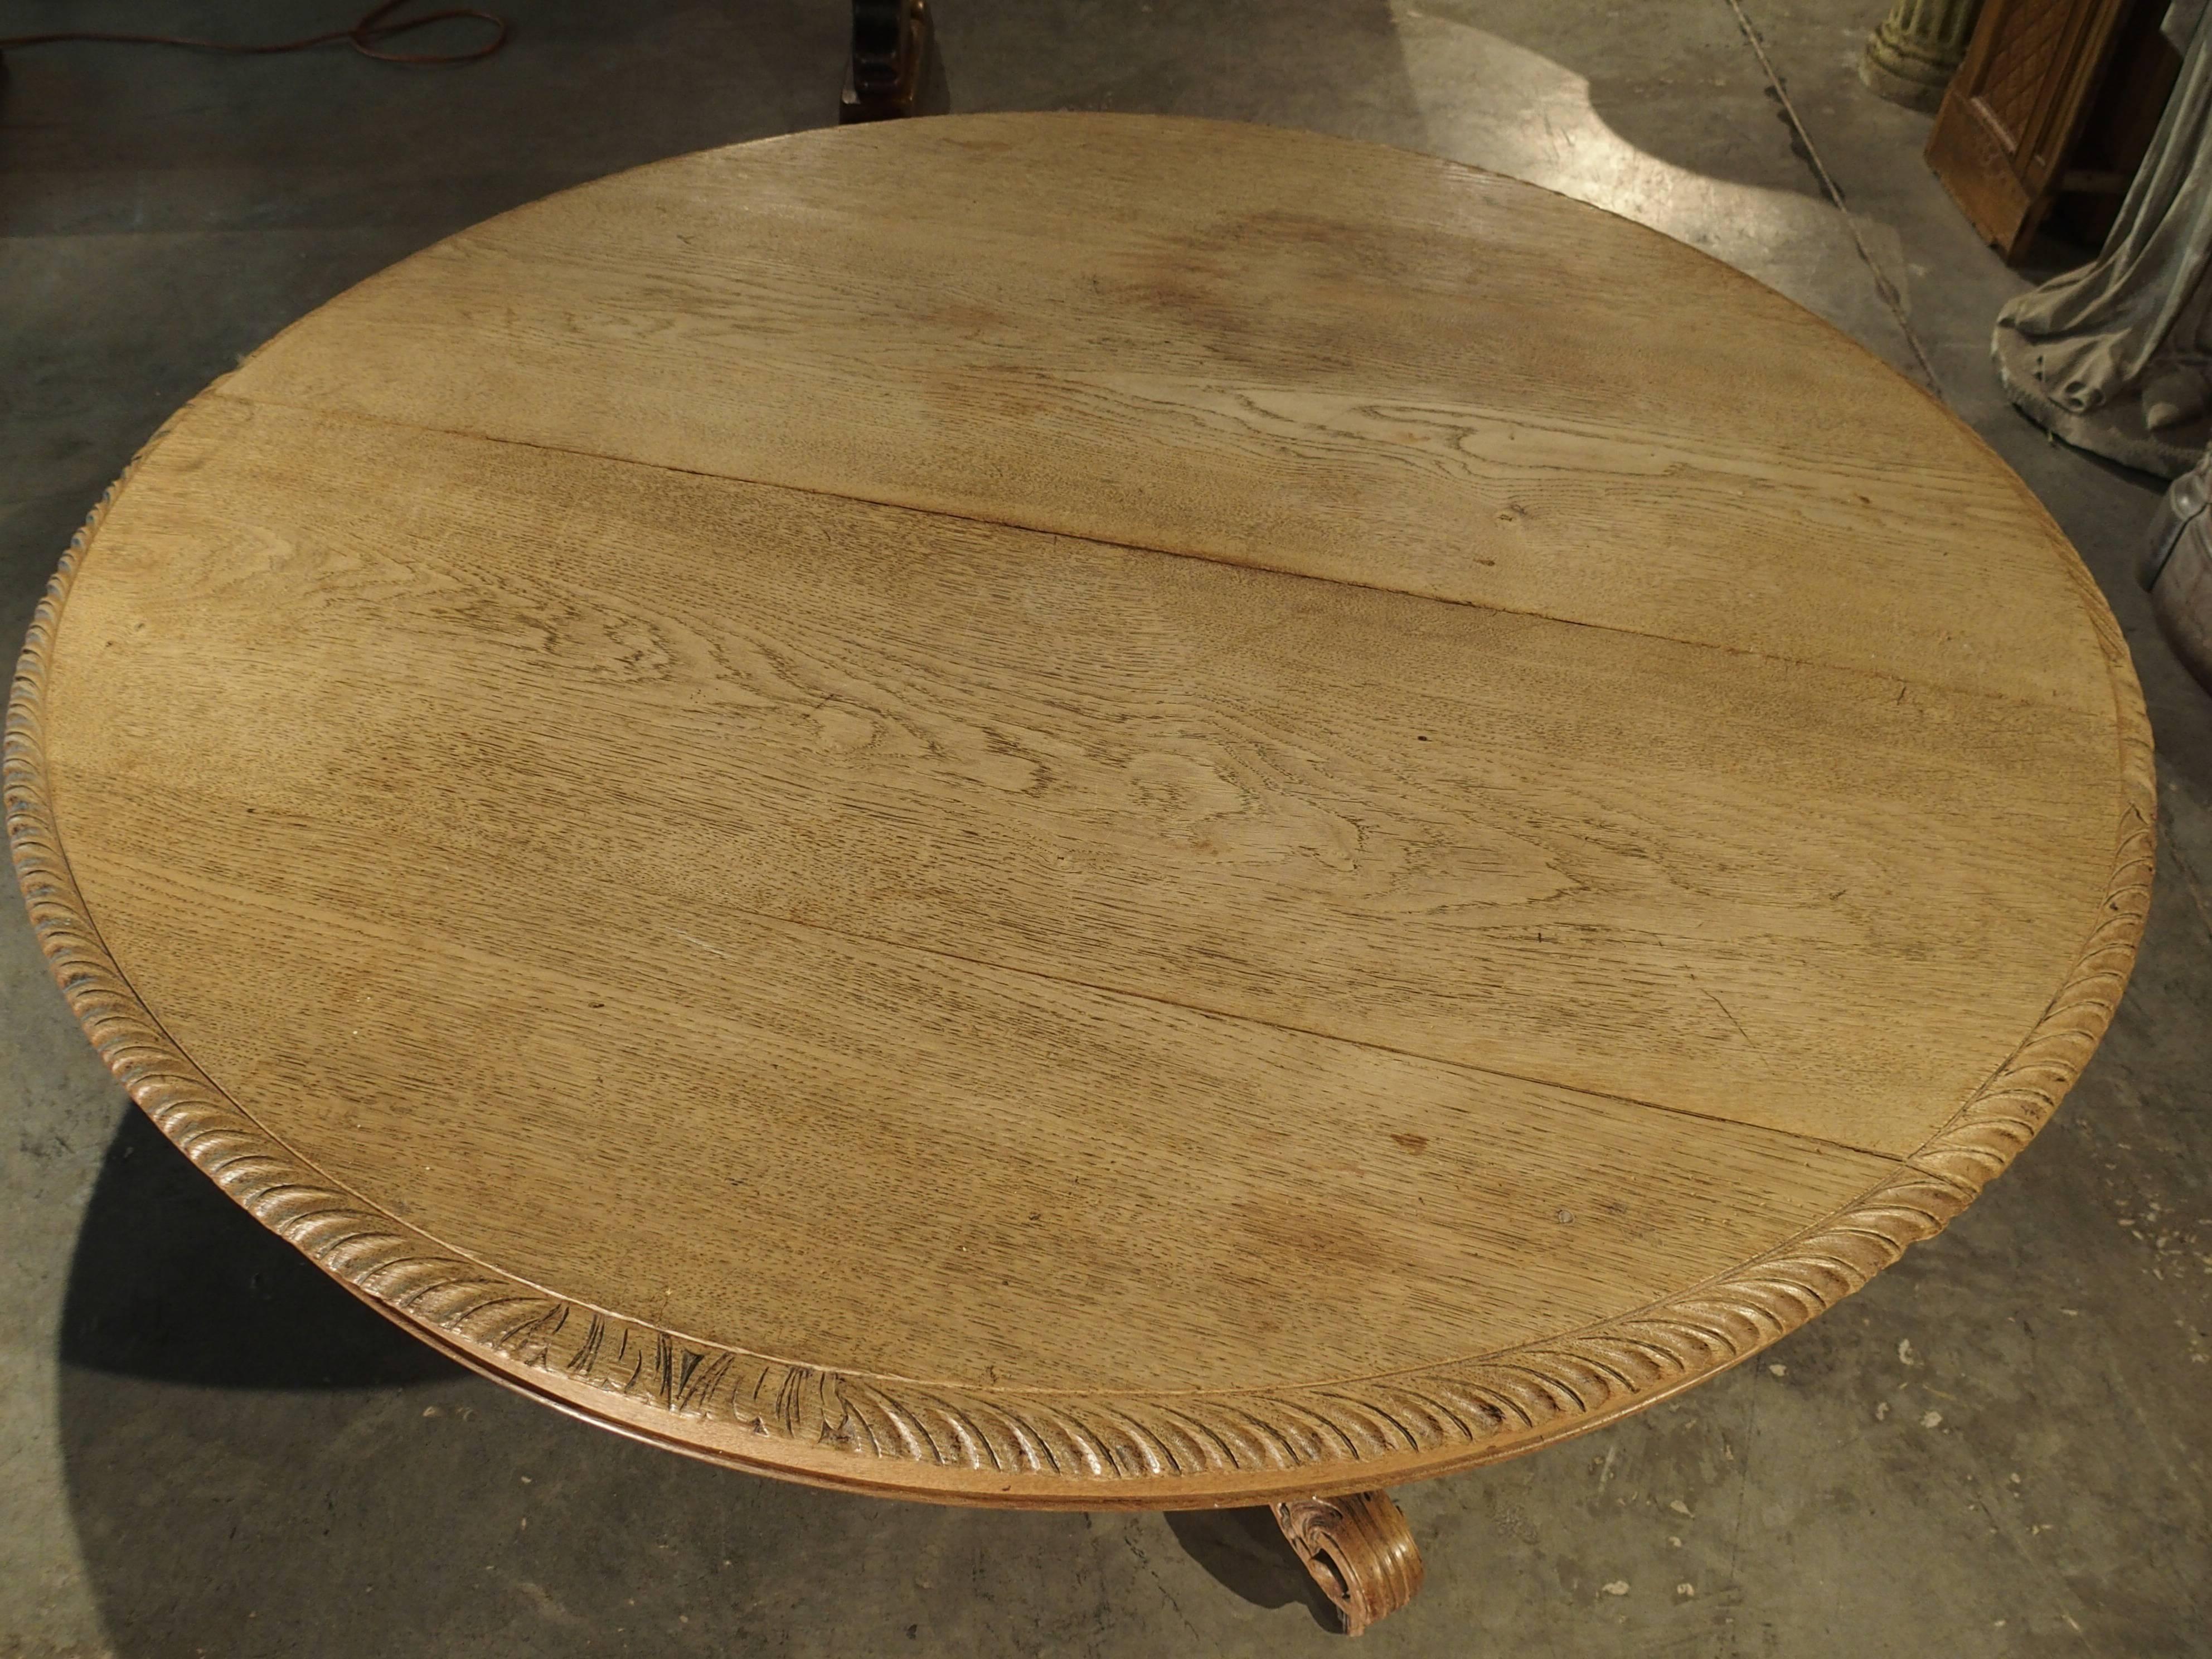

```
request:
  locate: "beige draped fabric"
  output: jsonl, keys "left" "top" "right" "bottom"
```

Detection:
{"left": 1993, "top": 1, "right": 2212, "bottom": 476}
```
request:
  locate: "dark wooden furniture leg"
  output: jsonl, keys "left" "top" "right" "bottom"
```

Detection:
{"left": 842, "top": 0, "right": 935, "bottom": 123}
{"left": 1272, "top": 1490, "right": 1427, "bottom": 1636}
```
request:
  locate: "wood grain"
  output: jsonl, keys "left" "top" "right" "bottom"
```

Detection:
{"left": 50, "top": 397, "right": 2118, "bottom": 1154}
{"left": 225, "top": 115, "right": 2111, "bottom": 713}
{"left": 7, "top": 115, "right": 2153, "bottom": 1507}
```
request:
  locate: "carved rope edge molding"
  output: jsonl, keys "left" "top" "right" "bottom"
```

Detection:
{"left": 6, "top": 419, "right": 2157, "bottom": 1486}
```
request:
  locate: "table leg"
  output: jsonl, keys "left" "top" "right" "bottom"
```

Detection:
{"left": 1271, "top": 1490, "right": 1426, "bottom": 1636}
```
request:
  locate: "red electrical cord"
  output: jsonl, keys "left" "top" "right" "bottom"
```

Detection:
{"left": 0, "top": 1, "right": 508, "bottom": 65}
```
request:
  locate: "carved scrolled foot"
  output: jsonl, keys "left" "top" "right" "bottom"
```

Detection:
{"left": 1272, "top": 1489, "right": 1425, "bottom": 1636}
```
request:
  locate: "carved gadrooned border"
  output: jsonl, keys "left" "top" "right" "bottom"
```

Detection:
{"left": 7, "top": 414, "right": 2156, "bottom": 1498}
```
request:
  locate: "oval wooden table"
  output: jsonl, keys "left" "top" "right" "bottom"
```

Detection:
{"left": 8, "top": 114, "right": 2154, "bottom": 1636}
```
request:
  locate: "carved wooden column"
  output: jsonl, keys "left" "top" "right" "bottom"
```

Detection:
{"left": 1861, "top": 0, "right": 1986, "bottom": 110}
{"left": 1273, "top": 1491, "right": 1426, "bottom": 1637}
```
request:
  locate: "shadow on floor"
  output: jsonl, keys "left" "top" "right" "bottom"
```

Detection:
{"left": 58, "top": 1106, "right": 453, "bottom": 1389}
{"left": 1164, "top": 1507, "right": 1337, "bottom": 1629}
{"left": 54, "top": 1117, "right": 1347, "bottom": 1655}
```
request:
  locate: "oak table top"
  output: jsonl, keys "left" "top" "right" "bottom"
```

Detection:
{"left": 8, "top": 113, "right": 2151, "bottom": 1631}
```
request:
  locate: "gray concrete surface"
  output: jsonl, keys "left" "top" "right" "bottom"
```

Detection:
{"left": 3, "top": 3, "right": 2208, "bottom": 1654}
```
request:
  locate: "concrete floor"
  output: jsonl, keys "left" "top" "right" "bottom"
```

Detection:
{"left": 3, "top": 2, "right": 2209, "bottom": 1654}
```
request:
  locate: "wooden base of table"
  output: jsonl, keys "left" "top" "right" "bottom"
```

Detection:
{"left": 1272, "top": 1490, "right": 1425, "bottom": 1637}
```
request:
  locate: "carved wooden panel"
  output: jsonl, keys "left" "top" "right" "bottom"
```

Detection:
{"left": 1928, "top": 0, "right": 2141, "bottom": 258}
